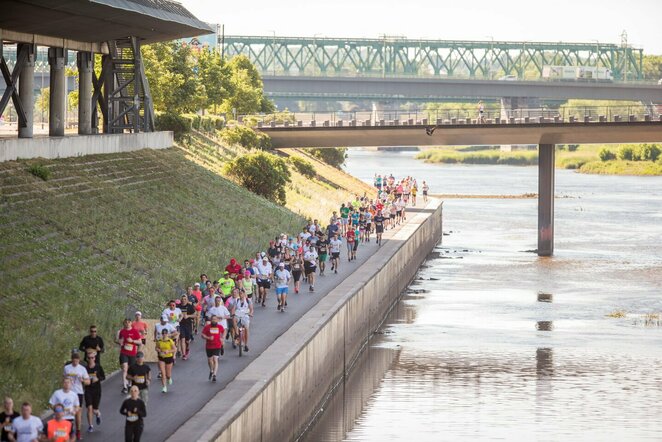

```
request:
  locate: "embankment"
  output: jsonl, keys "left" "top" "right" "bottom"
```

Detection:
{"left": 169, "top": 199, "right": 443, "bottom": 442}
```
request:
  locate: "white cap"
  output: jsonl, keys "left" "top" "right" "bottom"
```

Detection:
{"left": 194, "top": 282, "right": 200, "bottom": 286}
{"left": 135, "top": 311, "right": 142, "bottom": 317}
{"left": 279, "top": 262, "right": 285, "bottom": 267}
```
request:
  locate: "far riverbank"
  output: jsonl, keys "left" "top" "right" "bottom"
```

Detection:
{"left": 416, "top": 144, "right": 662, "bottom": 176}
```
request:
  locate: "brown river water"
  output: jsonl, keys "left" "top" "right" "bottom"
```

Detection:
{"left": 302, "top": 149, "right": 662, "bottom": 441}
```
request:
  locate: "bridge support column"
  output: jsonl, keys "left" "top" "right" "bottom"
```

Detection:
{"left": 18, "top": 43, "right": 35, "bottom": 138}
{"left": 77, "top": 51, "right": 93, "bottom": 135}
{"left": 48, "top": 47, "right": 67, "bottom": 136}
{"left": 538, "top": 144, "right": 555, "bottom": 256}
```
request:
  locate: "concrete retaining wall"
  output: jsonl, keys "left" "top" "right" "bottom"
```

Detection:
{"left": 0, "top": 131, "right": 173, "bottom": 162}
{"left": 169, "top": 200, "right": 443, "bottom": 442}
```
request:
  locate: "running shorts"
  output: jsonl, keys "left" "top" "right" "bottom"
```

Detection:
{"left": 180, "top": 322, "right": 193, "bottom": 340}
{"left": 119, "top": 354, "right": 136, "bottom": 367}
{"left": 206, "top": 348, "right": 220, "bottom": 358}
{"left": 396, "top": 210, "right": 402, "bottom": 216}
{"left": 375, "top": 225, "right": 384, "bottom": 233}
{"left": 304, "top": 263, "right": 316, "bottom": 275}
{"left": 341, "top": 218, "right": 348, "bottom": 225}
{"left": 292, "top": 270, "right": 302, "bottom": 282}
{"left": 332, "top": 252, "right": 340, "bottom": 259}
{"left": 276, "top": 287, "right": 288, "bottom": 295}
{"left": 390, "top": 214, "right": 395, "bottom": 219}
{"left": 319, "top": 253, "right": 328, "bottom": 262}
{"left": 158, "top": 356, "right": 174, "bottom": 364}
{"left": 257, "top": 279, "right": 271, "bottom": 289}
{"left": 84, "top": 386, "right": 101, "bottom": 409}
{"left": 353, "top": 241, "right": 359, "bottom": 252}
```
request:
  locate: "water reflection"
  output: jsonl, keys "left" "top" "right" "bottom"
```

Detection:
{"left": 537, "top": 292, "right": 553, "bottom": 303}
{"left": 536, "top": 321, "right": 554, "bottom": 331}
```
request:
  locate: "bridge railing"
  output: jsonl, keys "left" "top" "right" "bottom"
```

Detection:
{"left": 241, "top": 105, "right": 661, "bottom": 128}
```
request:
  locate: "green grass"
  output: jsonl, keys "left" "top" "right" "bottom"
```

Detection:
{"left": 416, "top": 144, "right": 662, "bottom": 175}
{"left": 0, "top": 147, "right": 305, "bottom": 408}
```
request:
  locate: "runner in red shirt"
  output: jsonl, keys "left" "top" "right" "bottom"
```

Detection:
{"left": 201, "top": 315, "right": 225, "bottom": 383}
{"left": 115, "top": 319, "right": 141, "bottom": 394}
{"left": 225, "top": 258, "right": 242, "bottom": 281}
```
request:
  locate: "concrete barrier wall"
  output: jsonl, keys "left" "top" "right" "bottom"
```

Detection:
{"left": 0, "top": 131, "right": 173, "bottom": 162}
{"left": 169, "top": 200, "right": 443, "bottom": 442}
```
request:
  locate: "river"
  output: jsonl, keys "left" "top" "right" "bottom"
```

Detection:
{"left": 302, "top": 149, "right": 662, "bottom": 441}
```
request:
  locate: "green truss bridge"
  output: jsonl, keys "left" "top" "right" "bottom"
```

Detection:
{"left": 222, "top": 35, "right": 644, "bottom": 81}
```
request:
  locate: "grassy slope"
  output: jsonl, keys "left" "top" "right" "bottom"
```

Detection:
{"left": 416, "top": 144, "right": 662, "bottom": 175}
{"left": 0, "top": 147, "right": 304, "bottom": 406}
{"left": 176, "top": 132, "right": 374, "bottom": 220}
{"left": 0, "top": 132, "right": 373, "bottom": 407}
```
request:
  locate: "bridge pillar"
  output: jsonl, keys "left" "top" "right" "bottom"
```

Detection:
{"left": 17, "top": 43, "right": 35, "bottom": 138}
{"left": 48, "top": 47, "right": 67, "bottom": 136}
{"left": 538, "top": 144, "right": 555, "bottom": 256}
{"left": 77, "top": 52, "right": 93, "bottom": 135}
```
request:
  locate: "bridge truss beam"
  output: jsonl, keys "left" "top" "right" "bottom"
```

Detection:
{"left": 223, "top": 36, "right": 644, "bottom": 81}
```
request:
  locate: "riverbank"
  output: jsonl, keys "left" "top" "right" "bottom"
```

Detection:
{"left": 416, "top": 144, "right": 662, "bottom": 176}
{"left": 168, "top": 199, "right": 443, "bottom": 442}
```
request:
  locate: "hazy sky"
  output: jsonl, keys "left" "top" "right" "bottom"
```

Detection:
{"left": 181, "top": 0, "right": 662, "bottom": 54}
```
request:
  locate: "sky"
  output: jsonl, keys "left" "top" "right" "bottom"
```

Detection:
{"left": 181, "top": 0, "right": 662, "bottom": 54}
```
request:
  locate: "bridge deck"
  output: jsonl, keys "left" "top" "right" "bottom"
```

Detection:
{"left": 260, "top": 121, "right": 662, "bottom": 148}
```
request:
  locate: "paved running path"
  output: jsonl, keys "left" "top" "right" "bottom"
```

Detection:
{"left": 83, "top": 211, "right": 419, "bottom": 442}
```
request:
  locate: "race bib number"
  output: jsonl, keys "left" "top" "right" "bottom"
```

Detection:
{"left": 209, "top": 327, "right": 219, "bottom": 335}
{"left": 55, "top": 429, "right": 68, "bottom": 437}
{"left": 3, "top": 424, "right": 11, "bottom": 432}
{"left": 123, "top": 343, "right": 134, "bottom": 351}
{"left": 134, "top": 376, "right": 145, "bottom": 384}
{"left": 90, "top": 375, "right": 98, "bottom": 382}
{"left": 126, "top": 415, "right": 138, "bottom": 422}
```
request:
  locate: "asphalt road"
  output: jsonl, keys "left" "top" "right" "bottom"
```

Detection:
{"left": 83, "top": 216, "right": 414, "bottom": 442}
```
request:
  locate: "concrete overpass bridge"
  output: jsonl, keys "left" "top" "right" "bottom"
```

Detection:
{"left": 252, "top": 107, "right": 662, "bottom": 257}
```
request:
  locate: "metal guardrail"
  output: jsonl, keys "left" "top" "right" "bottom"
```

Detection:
{"left": 242, "top": 106, "right": 662, "bottom": 128}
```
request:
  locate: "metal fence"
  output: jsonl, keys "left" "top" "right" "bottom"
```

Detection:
{"left": 241, "top": 105, "right": 662, "bottom": 128}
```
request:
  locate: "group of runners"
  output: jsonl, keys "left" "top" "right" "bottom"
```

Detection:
{"left": 1, "top": 174, "right": 427, "bottom": 442}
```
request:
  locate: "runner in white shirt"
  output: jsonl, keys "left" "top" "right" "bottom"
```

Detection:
{"left": 63, "top": 352, "right": 90, "bottom": 438}
{"left": 274, "top": 262, "right": 292, "bottom": 312}
{"left": 303, "top": 248, "right": 318, "bottom": 292}
{"left": 207, "top": 295, "right": 232, "bottom": 334}
{"left": 256, "top": 255, "right": 273, "bottom": 306}
{"left": 154, "top": 315, "right": 178, "bottom": 341}
{"left": 329, "top": 233, "right": 342, "bottom": 274}
{"left": 49, "top": 378, "right": 80, "bottom": 432}
{"left": 10, "top": 403, "right": 43, "bottom": 442}
{"left": 161, "top": 300, "right": 182, "bottom": 328}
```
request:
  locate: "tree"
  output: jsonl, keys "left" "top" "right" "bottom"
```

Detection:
{"left": 643, "top": 55, "right": 662, "bottom": 81}
{"left": 224, "top": 152, "right": 291, "bottom": 204}
{"left": 309, "top": 148, "right": 347, "bottom": 168}
{"left": 142, "top": 42, "right": 206, "bottom": 114}
{"left": 219, "top": 55, "right": 275, "bottom": 116}
{"left": 198, "top": 49, "right": 231, "bottom": 112}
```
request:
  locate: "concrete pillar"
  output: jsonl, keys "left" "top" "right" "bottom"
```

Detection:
{"left": 48, "top": 47, "right": 67, "bottom": 136}
{"left": 77, "top": 51, "right": 93, "bottom": 135}
{"left": 538, "top": 144, "right": 555, "bottom": 256}
{"left": 18, "top": 43, "right": 35, "bottom": 138}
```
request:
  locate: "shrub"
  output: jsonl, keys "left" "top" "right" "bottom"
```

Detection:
{"left": 309, "top": 148, "right": 347, "bottom": 168}
{"left": 636, "top": 144, "right": 661, "bottom": 162}
{"left": 598, "top": 148, "right": 616, "bottom": 161}
{"left": 181, "top": 114, "right": 225, "bottom": 132}
{"left": 224, "top": 152, "right": 291, "bottom": 204}
{"left": 154, "top": 112, "right": 191, "bottom": 141}
{"left": 567, "top": 144, "right": 579, "bottom": 152}
{"left": 27, "top": 164, "right": 51, "bottom": 181}
{"left": 618, "top": 145, "right": 634, "bottom": 161}
{"left": 220, "top": 126, "right": 272, "bottom": 150}
{"left": 289, "top": 156, "right": 316, "bottom": 178}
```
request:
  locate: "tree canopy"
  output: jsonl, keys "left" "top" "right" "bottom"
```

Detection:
{"left": 142, "top": 43, "right": 274, "bottom": 116}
